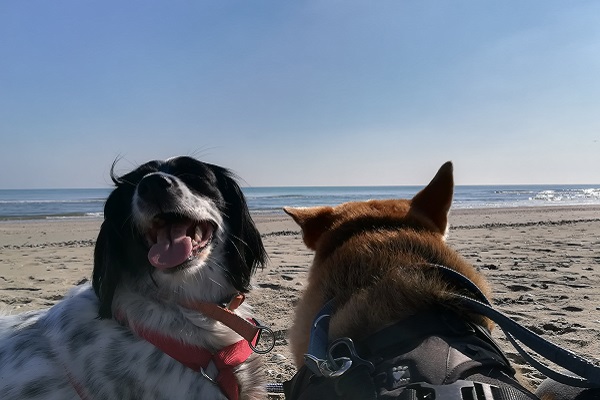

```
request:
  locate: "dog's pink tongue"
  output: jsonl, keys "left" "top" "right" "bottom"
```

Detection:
{"left": 148, "top": 223, "right": 193, "bottom": 269}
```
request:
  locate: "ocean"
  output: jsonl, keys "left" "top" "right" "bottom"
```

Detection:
{"left": 1, "top": 185, "right": 599, "bottom": 221}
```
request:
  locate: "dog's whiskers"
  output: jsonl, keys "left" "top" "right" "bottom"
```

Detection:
{"left": 210, "top": 260, "right": 229, "bottom": 273}
{"left": 208, "top": 277, "right": 224, "bottom": 289}
{"left": 226, "top": 236, "right": 247, "bottom": 260}
{"left": 120, "top": 213, "right": 134, "bottom": 230}
{"left": 0, "top": 156, "right": 267, "bottom": 399}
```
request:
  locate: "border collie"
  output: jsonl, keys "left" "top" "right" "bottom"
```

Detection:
{"left": 0, "top": 156, "right": 267, "bottom": 400}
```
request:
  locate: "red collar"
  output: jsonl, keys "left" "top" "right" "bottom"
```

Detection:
{"left": 118, "top": 294, "right": 260, "bottom": 400}
{"left": 138, "top": 326, "right": 255, "bottom": 400}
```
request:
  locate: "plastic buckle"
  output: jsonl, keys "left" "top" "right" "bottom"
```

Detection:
{"left": 406, "top": 380, "right": 498, "bottom": 400}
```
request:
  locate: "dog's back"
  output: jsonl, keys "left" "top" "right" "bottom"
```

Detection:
{"left": 283, "top": 162, "right": 545, "bottom": 400}
{"left": 285, "top": 162, "right": 493, "bottom": 364}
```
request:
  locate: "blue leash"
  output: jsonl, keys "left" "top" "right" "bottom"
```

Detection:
{"left": 453, "top": 292, "right": 600, "bottom": 388}
{"left": 434, "top": 264, "right": 600, "bottom": 388}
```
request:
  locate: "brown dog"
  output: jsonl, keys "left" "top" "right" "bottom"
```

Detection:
{"left": 283, "top": 162, "right": 539, "bottom": 399}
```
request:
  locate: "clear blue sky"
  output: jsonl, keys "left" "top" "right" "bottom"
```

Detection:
{"left": 1, "top": 1, "right": 599, "bottom": 189}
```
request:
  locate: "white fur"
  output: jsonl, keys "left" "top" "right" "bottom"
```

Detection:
{"left": 1, "top": 285, "right": 233, "bottom": 399}
{"left": 0, "top": 159, "right": 265, "bottom": 400}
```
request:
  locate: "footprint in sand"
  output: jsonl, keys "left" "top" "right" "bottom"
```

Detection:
{"left": 505, "top": 284, "right": 533, "bottom": 292}
{"left": 562, "top": 306, "right": 583, "bottom": 312}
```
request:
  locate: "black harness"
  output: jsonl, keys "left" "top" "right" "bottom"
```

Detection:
{"left": 283, "top": 264, "right": 600, "bottom": 400}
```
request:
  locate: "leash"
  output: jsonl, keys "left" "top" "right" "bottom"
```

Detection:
{"left": 453, "top": 293, "right": 600, "bottom": 388}
{"left": 433, "top": 264, "right": 600, "bottom": 388}
{"left": 180, "top": 294, "right": 275, "bottom": 354}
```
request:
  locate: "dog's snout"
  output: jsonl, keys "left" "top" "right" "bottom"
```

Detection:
{"left": 137, "top": 173, "right": 175, "bottom": 198}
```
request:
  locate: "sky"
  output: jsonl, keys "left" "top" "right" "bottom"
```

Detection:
{"left": 1, "top": 1, "right": 599, "bottom": 189}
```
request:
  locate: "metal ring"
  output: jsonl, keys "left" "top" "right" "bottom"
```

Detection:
{"left": 325, "top": 357, "right": 353, "bottom": 377}
{"left": 199, "top": 367, "right": 218, "bottom": 386}
{"left": 327, "top": 338, "right": 353, "bottom": 365}
{"left": 327, "top": 337, "right": 374, "bottom": 374}
{"left": 249, "top": 325, "right": 276, "bottom": 354}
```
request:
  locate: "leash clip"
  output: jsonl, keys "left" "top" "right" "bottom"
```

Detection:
{"left": 304, "top": 354, "right": 353, "bottom": 378}
{"left": 328, "top": 337, "right": 374, "bottom": 374}
{"left": 304, "top": 337, "right": 374, "bottom": 378}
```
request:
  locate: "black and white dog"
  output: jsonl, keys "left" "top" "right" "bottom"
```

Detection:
{"left": 0, "top": 156, "right": 267, "bottom": 399}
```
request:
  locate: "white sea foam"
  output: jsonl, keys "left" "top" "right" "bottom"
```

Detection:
{"left": 2, "top": 186, "right": 599, "bottom": 220}
{"left": 532, "top": 188, "right": 600, "bottom": 204}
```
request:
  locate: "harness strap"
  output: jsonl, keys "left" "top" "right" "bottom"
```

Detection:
{"left": 305, "top": 300, "right": 339, "bottom": 376}
{"left": 361, "top": 311, "right": 501, "bottom": 360}
{"left": 115, "top": 293, "right": 273, "bottom": 400}
{"left": 290, "top": 263, "right": 600, "bottom": 399}
{"left": 135, "top": 323, "right": 256, "bottom": 400}
{"left": 398, "top": 380, "right": 532, "bottom": 400}
{"left": 334, "top": 363, "right": 378, "bottom": 400}
{"left": 213, "top": 338, "right": 256, "bottom": 400}
{"left": 307, "top": 300, "right": 336, "bottom": 363}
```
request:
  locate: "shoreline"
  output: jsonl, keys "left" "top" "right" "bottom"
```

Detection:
{"left": 1, "top": 205, "right": 599, "bottom": 390}
{"left": 2, "top": 203, "right": 600, "bottom": 223}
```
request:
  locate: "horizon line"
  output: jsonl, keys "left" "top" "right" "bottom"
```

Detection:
{"left": 2, "top": 182, "right": 600, "bottom": 191}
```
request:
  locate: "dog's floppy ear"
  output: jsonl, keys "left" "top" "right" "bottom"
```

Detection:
{"left": 410, "top": 161, "right": 454, "bottom": 235}
{"left": 92, "top": 221, "right": 123, "bottom": 319}
{"left": 92, "top": 172, "right": 135, "bottom": 319}
{"left": 216, "top": 168, "right": 267, "bottom": 292}
{"left": 284, "top": 206, "right": 334, "bottom": 250}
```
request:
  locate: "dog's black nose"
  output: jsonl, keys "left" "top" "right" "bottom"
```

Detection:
{"left": 137, "top": 173, "right": 174, "bottom": 198}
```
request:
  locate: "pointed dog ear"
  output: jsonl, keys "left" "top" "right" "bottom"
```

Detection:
{"left": 410, "top": 161, "right": 454, "bottom": 235}
{"left": 284, "top": 206, "right": 335, "bottom": 250}
{"left": 92, "top": 221, "right": 123, "bottom": 319}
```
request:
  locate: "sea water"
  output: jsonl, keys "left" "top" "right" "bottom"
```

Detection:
{"left": 1, "top": 185, "right": 599, "bottom": 221}
{"left": 0, "top": 189, "right": 111, "bottom": 220}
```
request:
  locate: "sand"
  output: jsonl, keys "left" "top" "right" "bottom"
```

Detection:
{"left": 1, "top": 206, "right": 600, "bottom": 395}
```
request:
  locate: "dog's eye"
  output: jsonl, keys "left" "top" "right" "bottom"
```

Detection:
{"left": 177, "top": 173, "right": 222, "bottom": 200}
{"left": 177, "top": 173, "right": 201, "bottom": 183}
{"left": 178, "top": 173, "right": 211, "bottom": 190}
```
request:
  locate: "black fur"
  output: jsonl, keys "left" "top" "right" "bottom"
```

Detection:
{"left": 92, "top": 156, "right": 267, "bottom": 319}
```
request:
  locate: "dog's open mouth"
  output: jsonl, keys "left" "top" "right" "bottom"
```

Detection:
{"left": 145, "top": 213, "right": 215, "bottom": 270}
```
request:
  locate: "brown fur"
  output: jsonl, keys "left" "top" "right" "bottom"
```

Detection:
{"left": 284, "top": 161, "right": 494, "bottom": 367}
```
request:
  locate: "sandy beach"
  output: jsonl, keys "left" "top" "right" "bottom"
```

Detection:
{"left": 1, "top": 206, "right": 599, "bottom": 394}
